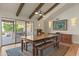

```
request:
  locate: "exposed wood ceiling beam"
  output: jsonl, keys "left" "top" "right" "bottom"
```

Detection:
{"left": 38, "top": 3, "right": 60, "bottom": 21}
{"left": 16, "top": 3, "right": 25, "bottom": 16}
{"left": 29, "top": 3, "right": 44, "bottom": 19}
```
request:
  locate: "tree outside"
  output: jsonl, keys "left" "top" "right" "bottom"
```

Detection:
{"left": 3, "top": 23, "right": 13, "bottom": 32}
{"left": 3, "top": 22, "right": 23, "bottom": 32}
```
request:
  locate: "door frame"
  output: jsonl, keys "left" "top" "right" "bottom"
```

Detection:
{"left": 15, "top": 20, "right": 26, "bottom": 43}
{"left": 0, "top": 19, "right": 34, "bottom": 46}
{"left": 1, "top": 20, "right": 15, "bottom": 46}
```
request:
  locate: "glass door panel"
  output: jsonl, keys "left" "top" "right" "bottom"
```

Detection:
{"left": 2, "top": 20, "right": 15, "bottom": 45}
{"left": 26, "top": 22, "right": 33, "bottom": 36}
{"left": 15, "top": 21, "right": 25, "bottom": 43}
{"left": 26, "top": 21, "right": 34, "bottom": 40}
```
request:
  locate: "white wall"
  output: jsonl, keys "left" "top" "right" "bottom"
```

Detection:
{"left": 37, "top": 20, "right": 45, "bottom": 31}
{"left": 49, "top": 4, "right": 79, "bottom": 44}
{"left": 38, "top": 4, "right": 79, "bottom": 44}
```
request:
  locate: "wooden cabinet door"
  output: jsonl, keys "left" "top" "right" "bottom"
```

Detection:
{"left": 59, "top": 34, "right": 72, "bottom": 44}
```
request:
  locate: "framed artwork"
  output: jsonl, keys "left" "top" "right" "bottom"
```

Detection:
{"left": 53, "top": 20, "right": 67, "bottom": 30}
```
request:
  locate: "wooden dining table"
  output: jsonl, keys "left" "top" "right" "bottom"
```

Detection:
{"left": 21, "top": 34, "right": 59, "bottom": 56}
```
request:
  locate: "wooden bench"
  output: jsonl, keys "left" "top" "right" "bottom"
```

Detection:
{"left": 35, "top": 41, "right": 56, "bottom": 56}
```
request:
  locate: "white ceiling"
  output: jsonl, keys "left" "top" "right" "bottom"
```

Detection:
{"left": 32, "top": 3, "right": 55, "bottom": 20}
{"left": 44, "top": 3, "right": 78, "bottom": 21}
{"left": 19, "top": 3, "right": 39, "bottom": 18}
{"left": 0, "top": 3, "right": 56, "bottom": 20}
{"left": 0, "top": 3, "right": 19, "bottom": 14}
{"left": 0, "top": 3, "right": 75, "bottom": 21}
{"left": 40, "top": 3, "right": 54, "bottom": 13}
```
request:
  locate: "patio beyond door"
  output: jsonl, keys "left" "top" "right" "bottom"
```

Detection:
{"left": 15, "top": 21, "right": 26, "bottom": 43}
{"left": 15, "top": 21, "right": 34, "bottom": 43}
{"left": 1, "top": 19, "right": 34, "bottom": 46}
{"left": 2, "top": 20, "right": 15, "bottom": 45}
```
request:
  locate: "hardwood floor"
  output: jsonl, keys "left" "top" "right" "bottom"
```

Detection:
{"left": 60, "top": 42, "right": 79, "bottom": 56}
{"left": 0, "top": 42, "right": 79, "bottom": 56}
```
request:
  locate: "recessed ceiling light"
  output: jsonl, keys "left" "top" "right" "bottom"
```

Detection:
{"left": 35, "top": 12, "right": 38, "bottom": 15}
{"left": 39, "top": 13, "right": 42, "bottom": 16}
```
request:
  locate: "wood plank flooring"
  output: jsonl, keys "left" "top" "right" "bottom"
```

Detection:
{"left": 60, "top": 43, "right": 79, "bottom": 56}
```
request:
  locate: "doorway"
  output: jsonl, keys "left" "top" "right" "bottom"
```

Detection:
{"left": 1, "top": 20, "right": 15, "bottom": 46}
{"left": 15, "top": 21, "right": 26, "bottom": 43}
{"left": 1, "top": 19, "right": 34, "bottom": 46}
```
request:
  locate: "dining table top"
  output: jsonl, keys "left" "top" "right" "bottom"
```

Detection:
{"left": 21, "top": 33, "right": 57, "bottom": 42}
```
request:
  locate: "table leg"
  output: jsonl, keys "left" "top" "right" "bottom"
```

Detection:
{"left": 25, "top": 42, "right": 28, "bottom": 51}
{"left": 57, "top": 42, "right": 59, "bottom": 48}
{"left": 32, "top": 43, "right": 36, "bottom": 56}
{"left": 21, "top": 40, "right": 23, "bottom": 52}
{"left": 56, "top": 36, "right": 59, "bottom": 48}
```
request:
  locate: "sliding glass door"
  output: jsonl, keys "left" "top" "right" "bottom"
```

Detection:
{"left": 1, "top": 20, "right": 26, "bottom": 45}
{"left": 1, "top": 20, "right": 15, "bottom": 45}
{"left": 15, "top": 21, "right": 26, "bottom": 43}
{"left": 26, "top": 21, "right": 33, "bottom": 36}
{"left": 0, "top": 19, "right": 34, "bottom": 46}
